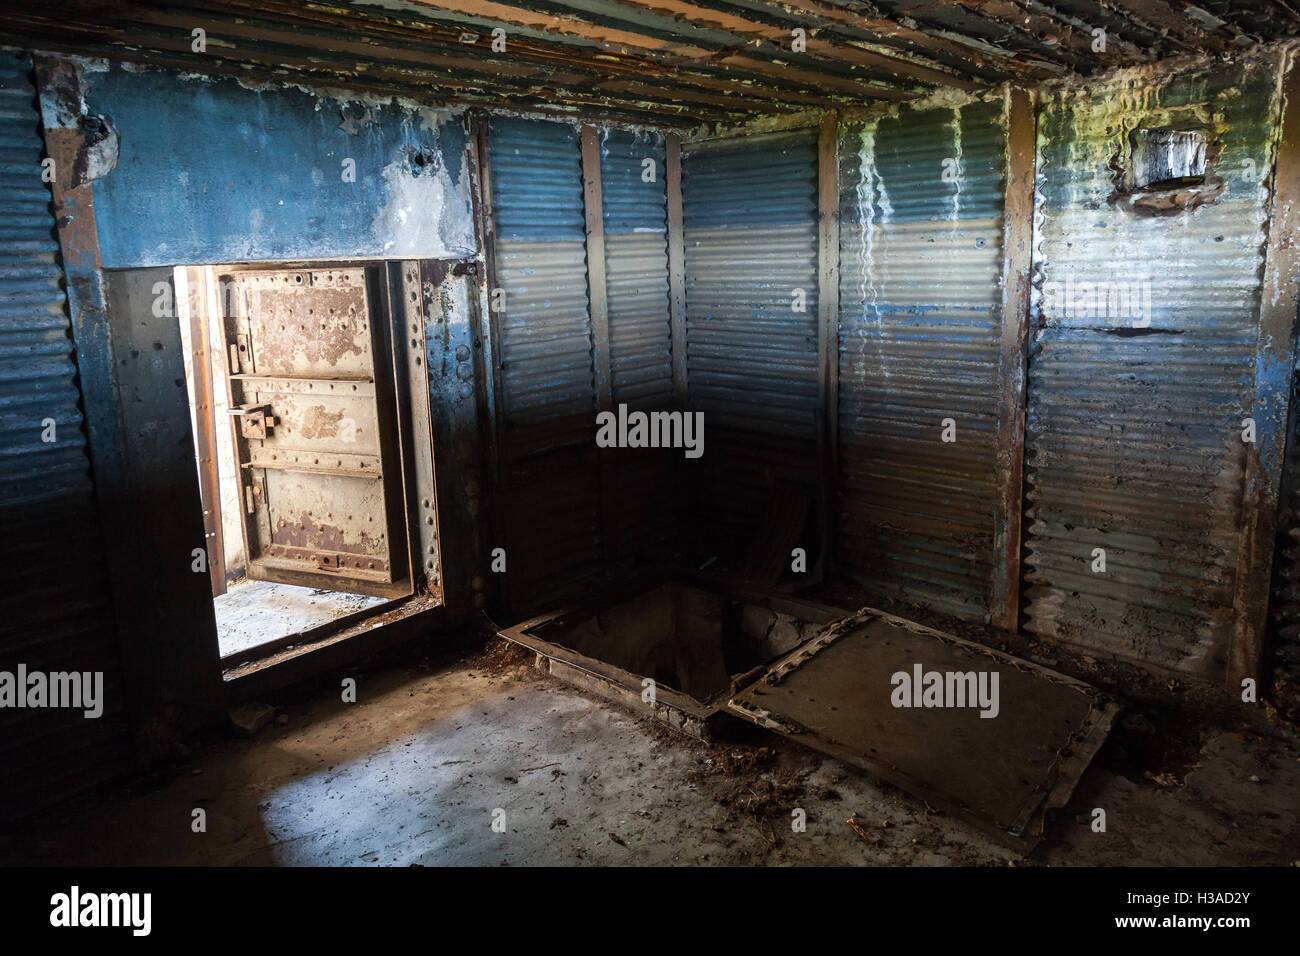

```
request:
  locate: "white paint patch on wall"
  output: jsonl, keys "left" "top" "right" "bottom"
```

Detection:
{"left": 374, "top": 149, "right": 476, "bottom": 258}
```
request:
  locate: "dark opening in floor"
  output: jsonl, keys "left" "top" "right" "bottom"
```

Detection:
{"left": 527, "top": 581, "right": 825, "bottom": 701}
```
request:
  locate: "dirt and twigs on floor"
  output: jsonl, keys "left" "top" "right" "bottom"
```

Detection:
{"left": 1, "top": 630, "right": 1297, "bottom": 866}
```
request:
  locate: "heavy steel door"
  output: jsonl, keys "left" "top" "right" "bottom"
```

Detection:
{"left": 219, "top": 266, "right": 410, "bottom": 598}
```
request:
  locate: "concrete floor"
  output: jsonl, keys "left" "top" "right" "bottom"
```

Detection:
{"left": 4, "top": 642, "right": 1298, "bottom": 866}
{"left": 214, "top": 579, "right": 389, "bottom": 659}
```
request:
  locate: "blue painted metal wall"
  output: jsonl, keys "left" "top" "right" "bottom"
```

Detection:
{"left": 600, "top": 128, "right": 672, "bottom": 410}
{"left": 491, "top": 116, "right": 593, "bottom": 451}
{"left": 79, "top": 65, "right": 476, "bottom": 268}
{"left": 1025, "top": 58, "right": 1278, "bottom": 678}
{"left": 489, "top": 116, "right": 601, "bottom": 609}
{"left": 682, "top": 129, "right": 820, "bottom": 551}
{"left": 597, "top": 127, "right": 675, "bottom": 562}
{"left": 837, "top": 99, "right": 1006, "bottom": 622}
{"left": 0, "top": 53, "right": 130, "bottom": 819}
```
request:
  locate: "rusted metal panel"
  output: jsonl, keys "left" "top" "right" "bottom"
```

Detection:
{"left": 394, "top": 261, "right": 443, "bottom": 602}
{"left": 488, "top": 116, "right": 602, "bottom": 610}
{"left": 472, "top": 110, "right": 505, "bottom": 489}
{"left": 1231, "top": 49, "right": 1300, "bottom": 692}
{"left": 1024, "top": 57, "right": 1280, "bottom": 679}
{"left": 991, "top": 86, "right": 1038, "bottom": 631}
{"left": 682, "top": 129, "right": 821, "bottom": 550}
{"left": 406, "top": 259, "right": 489, "bottom": 618}
{"left": 181, "top": 265, "right": 226, "bottom": 596}
{"left": 221, "top": 266, "right": 411, "bottom": 598}
{"left": 727, "top": 605, "right": 1119, "bottom": 850}
{"left": 0, "top": 52, "right": 132, "bottom": 820}
{"left": 836, "top": 98, "right": 1007, "bottom": 622}
{"left": 581, "top": 124, "right": 613, "bottom": 412}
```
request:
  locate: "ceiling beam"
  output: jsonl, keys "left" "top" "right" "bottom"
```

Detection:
{"left": 954, "top": 0, "right": 1150, "bottom": 64}
{"left": 766, "top": 0, "right": 1027, "bottom": 78}
{"left": 600, "top": 0, "right": 985, "bottom": 90}
{"left": 398, "top": 0, "right": 919, "bottom": 98}
{"left": 0, "top": 18, "right": 742, "bottom": 123}
{"left": 89, "top": 5, "right": 818, "bottom": 113}
{"left": 1101, "top": 0, "right": 1238, "bottom": 54}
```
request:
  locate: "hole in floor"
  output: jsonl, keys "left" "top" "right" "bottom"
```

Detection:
{"left": 516, "top": 581, "right": 828, "bottom": 705}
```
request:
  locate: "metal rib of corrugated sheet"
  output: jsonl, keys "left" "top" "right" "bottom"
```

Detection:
{"left": 0, "top": 53, "right": 130, "bottom": 819}
{"left": 1024, "top": 60, "right": 1277, "bottom": 678}
{"left": 836, "top": 100, "right": 1006, "bottom": 622}
{"left": 489, "top": 116, "right": 601, "bottom": 609}
{"left": 682, "top": 129, "right": 819, "bottom": 548}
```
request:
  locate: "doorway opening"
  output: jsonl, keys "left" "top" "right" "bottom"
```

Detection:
{"left": 174, "top": 263, "right": 429, "bottom": 664}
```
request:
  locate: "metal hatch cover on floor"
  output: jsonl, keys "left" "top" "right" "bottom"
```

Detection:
{"left": 727, "top": 608, "right": 1119, "bottom": 850}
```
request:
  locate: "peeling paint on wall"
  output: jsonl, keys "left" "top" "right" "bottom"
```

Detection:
{"left": 374, "top": 147, "right": 476, "bottom": 258}
{"left": 836, "top": 100, "right": 1006, "bottom": 622}
{"left": 73, "top": 62, "right": 477, "bottom": 268}
{"left": 1023, "top": 54, "right": 1282, "bottom": 678}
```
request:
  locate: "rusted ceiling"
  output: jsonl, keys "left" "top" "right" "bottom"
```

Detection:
{"left": 1, "top": 1, "right": 1298, "bottom": 123}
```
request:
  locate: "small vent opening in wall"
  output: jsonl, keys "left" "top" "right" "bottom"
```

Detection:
{"left": 1129, "top": 128, "right": 1208, "bottom": 189}
{"left": 1112, "top": 126, "right": 1222, "bottom": 216}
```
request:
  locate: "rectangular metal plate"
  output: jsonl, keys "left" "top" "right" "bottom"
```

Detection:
{"left": 727, "top": 608, "right": 1118, "bottom": 849}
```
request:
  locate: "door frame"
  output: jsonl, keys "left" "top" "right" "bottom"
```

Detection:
{"left": 181, "top": 258, "right": 448, "bottom": 681}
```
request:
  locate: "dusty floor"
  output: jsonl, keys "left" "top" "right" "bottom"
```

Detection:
{"left": 3, "top": 641, "right": 1298, "bottom": 866}
{"left": 214, "top": 580, "right": 390, "bottom": 659}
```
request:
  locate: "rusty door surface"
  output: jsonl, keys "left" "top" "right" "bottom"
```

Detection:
{"left": 219, "top": 266, "right": 410, "bottom": 598}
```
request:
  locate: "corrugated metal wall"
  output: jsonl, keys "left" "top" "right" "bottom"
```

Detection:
{"left": 489, "top": 116, "right": 601, "bottom": 609}
{"left": 1025, "top": 60, "right": 1278, "bottom": 678}
{"left": 598, "top": 128, "right": 675, "bottom": 562}
{"left": 681, "top": 129, "right": 820, "bottom": 553}
{"left": 836, "top": 100, "right": 1007, "bottom": 621}
{"left": 0, "top": 53, "right": 130, "bottom": 819}
{"left": 600, "top": 129, "right": 672, "bottom": 411}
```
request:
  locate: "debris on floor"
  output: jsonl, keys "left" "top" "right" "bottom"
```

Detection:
{"left": 229, "top": 702, "right": 277, "bottom": 736}
{"left": 3, "top": 647, "right": 1297, "bottom": 867}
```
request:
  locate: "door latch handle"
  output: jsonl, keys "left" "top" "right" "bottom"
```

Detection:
{"left": 229, "top": 403, "right": 278, "bottom": 440}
